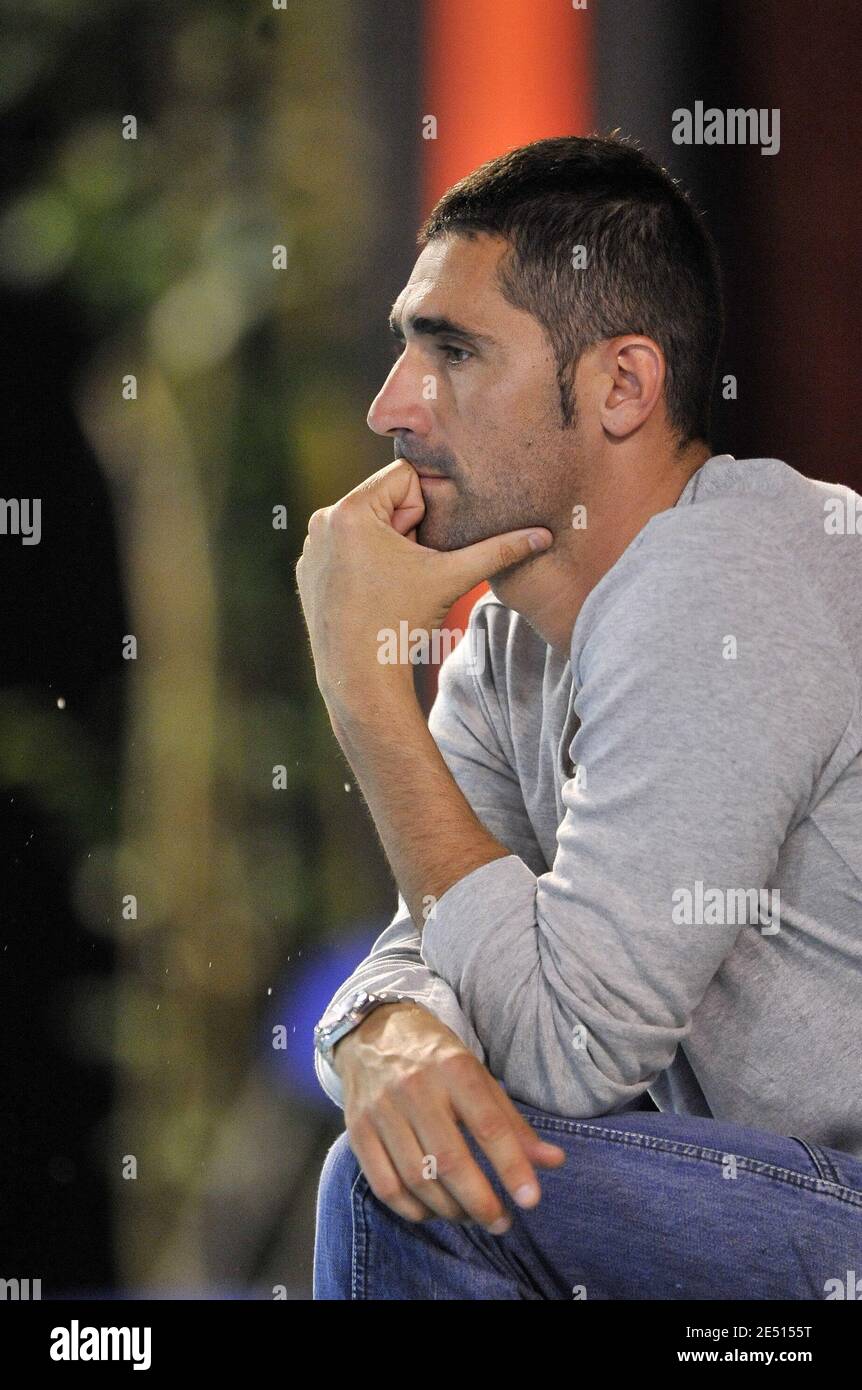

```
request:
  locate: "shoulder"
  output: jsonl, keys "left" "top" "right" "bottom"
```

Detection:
{"left": 572, "top": 494, "right": 856, "bottom": 709}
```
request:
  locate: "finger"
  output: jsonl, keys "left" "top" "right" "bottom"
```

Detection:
{"left": 409, "top": 1103, "right": 512, "bottom": 1233}
{"left": 493, "top": 1087, "right": 568, "bottom": 1166}
{"left": 347, "top": 1117, "right": 436, "bottom": 1223}
{"left": 389, "top": 504, "right": 424, "bottom": 538}
{"left": 437, "top": 525, "right": 554, "bottom": 595}
{"left": 349, "top": 459, "right": 425, "bottom": 528}
{"left": 448, "top": 1060, "right": 558, "bottom": 1213}
{"left": 375, "top": 1099, "right": 473, "bottom": 1224}
{"left": 389, "top": 503, "right": 423, "bottom": 543}
{"left": 373, "top": 461, "right": 425, "bottom": 536}
{"left": 336, "top": 459, "right": 425, "bottom": 538}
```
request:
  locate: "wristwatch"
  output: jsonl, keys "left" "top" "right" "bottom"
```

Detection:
{"left": 313, "top": 988, "right": 407, "bottom": 1061}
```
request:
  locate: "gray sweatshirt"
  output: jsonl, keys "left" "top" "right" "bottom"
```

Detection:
{"left": 314, "top": 454, "right": 862, "bottom": 1157}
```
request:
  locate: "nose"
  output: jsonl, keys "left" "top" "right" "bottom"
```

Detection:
{"left": 367, "top": 351, "right": 435, "bottom": 438}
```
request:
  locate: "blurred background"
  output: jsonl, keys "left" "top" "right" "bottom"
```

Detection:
{"left": 0, "top": 0, "right": 858, "bottom": 1298}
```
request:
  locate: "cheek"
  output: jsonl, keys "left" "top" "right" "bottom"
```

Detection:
{"left": 470, "top": 388, "right": 556, "bottom": 466}
{"left": 452, "top": 373, "right": 523, "bottom": 442}
{"left": 481, "top": 363, "right": 555, "bottom": 427}
{"left": 447, "top": 365, "right": 561, "bottom": 485}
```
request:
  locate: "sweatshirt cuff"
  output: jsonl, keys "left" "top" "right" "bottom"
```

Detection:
{"left": 314, "top": 1045, "right": 345, "bottom": 1110}
{"left": 420, "top": 853, "right": 537, "bottom": 991}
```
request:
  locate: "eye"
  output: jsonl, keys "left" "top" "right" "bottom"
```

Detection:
{"left": 440, "top": 344, "right": 472, "bottom": 365}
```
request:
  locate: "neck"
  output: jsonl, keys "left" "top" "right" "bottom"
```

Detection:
{"left": 491, "top": 438, "right": 712, "bottom": 656}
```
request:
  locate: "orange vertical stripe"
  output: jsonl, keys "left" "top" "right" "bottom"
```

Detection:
{"left": 422, "top": 0, "right": 593, "bottom": 212}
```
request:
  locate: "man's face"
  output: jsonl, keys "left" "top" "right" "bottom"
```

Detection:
{"left": 367, "top": 232, "right": 583, "bottom": 551}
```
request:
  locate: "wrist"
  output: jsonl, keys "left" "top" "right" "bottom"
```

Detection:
{"left": 330, "top": 1000, "right": 422, "bottom": 1077}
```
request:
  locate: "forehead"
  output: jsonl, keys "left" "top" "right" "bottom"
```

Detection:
{"left": 393, "top": 232, "right": 513, "bottom": 323}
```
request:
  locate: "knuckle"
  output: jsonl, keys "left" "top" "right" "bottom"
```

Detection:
{"left": 345, "top": 1101, "right": 372, "bottom": 1129}
{"left": 428, "top": 1147, "right": 463, "bottom": 1181}
{"left": 371, "top": 1174, "right": 404, "bottom": 1205}
{"left": 380, "top": 1187, "right": 428, "bottom": 1222}
{"left": 470, "top": 1108, "right": 511, "bottom": 1145}
{"left": 471, "top": 1194, "right": 504, "bottom": 1226}
{"left": 392, "top": 1068, "right": 428, "bottom": 1103}
{"left": 346, "top": 1109, "right": 386, "bottom": 1151}
{"left": 441, "top": 1049, "right": 479, "bottom": 1076}
{"left": 498, "top": 1159, "right": 533, "bottom": 1190}
{"left": 403, "top": 1175, "right": 435, "bottom": 1205}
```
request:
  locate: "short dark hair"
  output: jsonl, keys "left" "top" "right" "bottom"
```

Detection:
{"left": 418, "top": 133, "right": 724, "bottom": 449}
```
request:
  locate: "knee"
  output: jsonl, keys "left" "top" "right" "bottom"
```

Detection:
{"left": 316, "top": 1130, "right": 362, "bottom": 1247}
{"left": 318, "top": 1128, "right": 362, "bottom": 1208}
{"left": 314, "top": 1130, "right": 363, "bottom": 1299}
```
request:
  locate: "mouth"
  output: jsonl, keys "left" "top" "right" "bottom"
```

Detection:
{"left": 415, "top": 469, "right": 452, "bottom": 484}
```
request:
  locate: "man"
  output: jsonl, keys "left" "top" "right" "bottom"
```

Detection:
{"left": 297, "top": 135, "right": 862, "bottom": 1300}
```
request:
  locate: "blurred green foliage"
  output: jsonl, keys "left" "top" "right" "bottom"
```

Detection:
{"left": 1, "top": 0, "right": 395, "bottom": 1285}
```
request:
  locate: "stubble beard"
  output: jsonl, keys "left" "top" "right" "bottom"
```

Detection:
{"left": 417, "top": 478, "right": 557, "bottom": 558}
{"left": 416, "top": 484, "right": 489, "bottom": 551}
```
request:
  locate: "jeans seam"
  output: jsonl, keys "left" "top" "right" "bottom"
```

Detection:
{"left": 791, "top": 1135, "right": 843, "bottom": 1186}
{"left": 350, "top": 1168, "right": 369, "bottom": 1300}
{"left": 523, "top": 1116, "right": 862, "bottom": 1209}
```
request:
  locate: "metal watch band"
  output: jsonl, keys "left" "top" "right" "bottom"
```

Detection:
{"left": 313, "top": 989, "right": 406, "bottom": 1060}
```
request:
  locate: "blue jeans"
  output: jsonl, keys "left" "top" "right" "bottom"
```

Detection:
{"left": 313, "top": 1100, "right": 862, "bottom": 1299}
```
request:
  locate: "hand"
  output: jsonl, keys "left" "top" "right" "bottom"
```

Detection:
{"left": 333, "top": 1001, "right": 566, "bottom": 1233}
{"left": 295, "top": 460, "right": 553, "bottom": 716}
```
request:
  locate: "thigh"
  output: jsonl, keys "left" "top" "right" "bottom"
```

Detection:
{"left": 477, "top": 1103, "right": 862, "bottom": 1300}
{"left": 314, "top": 1109, "right": 862, "bottom": 1300}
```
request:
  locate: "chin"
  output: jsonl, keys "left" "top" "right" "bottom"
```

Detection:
{"left": 417, "top": 524, "right": 457, "bottom": 551}
{"left": 418, "top": 499, "right": 519, "bottom": 553}
{"left": 417, "top": 511, "right": 462, "bottom": 551}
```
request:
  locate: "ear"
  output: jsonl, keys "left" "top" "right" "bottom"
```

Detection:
{"left": 598, "top": 336, "right": 665, "bottom": 439}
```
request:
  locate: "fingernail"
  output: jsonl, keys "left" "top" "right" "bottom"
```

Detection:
{"left": 528, "top": 531, "right": 551, "bottom": 551}
{"left": 487, "top": 1216, "right": 511, "bottom": 1235}
{"left": 513, "top": 1183, "right": 539, "bottom": 1208}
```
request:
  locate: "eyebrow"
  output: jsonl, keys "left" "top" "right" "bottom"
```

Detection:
{"left": 387, "top": 309, "right": 497, "bottom": 349}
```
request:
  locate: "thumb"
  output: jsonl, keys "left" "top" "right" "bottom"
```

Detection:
{"left": 443, "top": 526, "right": 553, "bottom": 591}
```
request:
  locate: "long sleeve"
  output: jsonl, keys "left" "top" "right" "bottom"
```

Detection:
{"left": 420, "top": 507, "right": 860, "bottom": 1118}
{"left": 313, "top": 893, "right": 487, "bottom": 1109}
{"left": 313, "top": 597, "right": 548, "bottom": 1109}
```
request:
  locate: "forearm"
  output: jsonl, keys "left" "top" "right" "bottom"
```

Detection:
{"left": 328, "top": 682, "right": 510, "bottom": 929}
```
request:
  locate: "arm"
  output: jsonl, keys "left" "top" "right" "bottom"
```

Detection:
{"left": 325, "top": 514, "right": 857, "bottom": 1117}
{"left": 314, "top": 598, "right": 547, "bottom": 1109}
